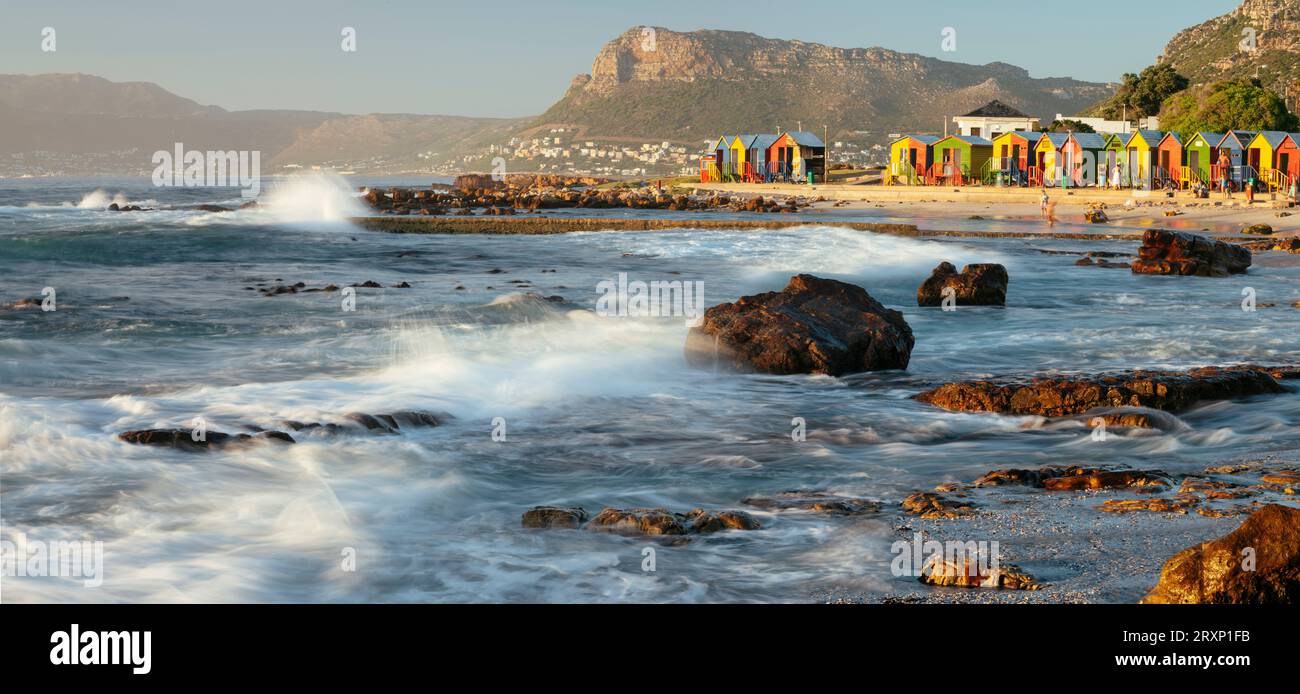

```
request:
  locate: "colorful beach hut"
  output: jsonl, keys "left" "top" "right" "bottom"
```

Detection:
{"left": 1124, "top": 130, "right": 1164, "bottom": 189}
{"left": 889, "top": 135, "right": 938, "bottom": 185}
{"left": 1246, "top": 131, "right": 1288, "bottom": 187}
{"left": 744, "top": 134, "right": 779, "bottom": 182}
{"left": 989, "top": 131, "right": 1043, "bottom": 185}
{"left": 728, "top": 135, "right": 748, "bottom": 181}
{"left": 766, "top": 131, "right": 826, "bottom": 183}
{"left": 929, "top": 135, "right": 992, "bottom": 186}
{"left": 712, "top": 136, "right": 736, "bottom": 180}
{"left": 1063, "top": 132, "right": 1107, "bottom": 187}
{"left": 1215, "top": 131, "right": 1256, "bottom": 188}
{"left": 1100, "top": 133, "right": 1127, "bottom": 188}
{"left": 1032, "top": 133, "right": 1068, "bottom": 186}
{"left": 1182, "top": 132, "right": 1222, "bottom": 189}
{"left": 1155, "top": 132, "right": 1183, "bottom": 188}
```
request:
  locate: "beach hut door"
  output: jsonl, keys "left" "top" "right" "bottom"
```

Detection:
{"left": 1189, "top": 150, "right": 1199, "bottom": 177}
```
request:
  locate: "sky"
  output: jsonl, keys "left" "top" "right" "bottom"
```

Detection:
{"left": 0, "top": 0, "right": 1241, "bottom": 118}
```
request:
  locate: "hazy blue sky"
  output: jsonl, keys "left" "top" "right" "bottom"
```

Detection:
{"left": 0, "top": 0, "right": 1240, "bottom": 118}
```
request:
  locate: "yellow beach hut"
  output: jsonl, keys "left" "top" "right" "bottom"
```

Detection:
{"left": 1124, "top": 130, "right": 1163, "bottom": 189}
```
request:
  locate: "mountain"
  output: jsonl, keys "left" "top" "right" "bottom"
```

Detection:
{"left": 1160, "top": 0, "right": 1299, "bottom": 93}
{"left": 0, "top": 74, "right": 525, "bottom": 176}
{"left": 532, "top": 27, "right": 1115, "bottom": 142}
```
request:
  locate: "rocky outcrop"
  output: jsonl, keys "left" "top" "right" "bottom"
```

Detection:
{"left": 1141, "top": 504, "right": 1300, "bottom": 603}
{"left": 1098, "top": 497, "right": 1199, "bottom": 514}
{"left": 916, "top": 262, "right": 1008, "bottom": 306}
{"left": 1131, "top": 229, "right": 1251, "bottom": 277}
{"left": 684, "top": 274, "right": 914, "bottom": 376}
{"left": 914, "top": 366, "right": 1289, "bottom": 417}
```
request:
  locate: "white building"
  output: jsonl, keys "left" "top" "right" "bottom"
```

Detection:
{"left": 952, "top": 100, "right": 1040, "bottom": 139}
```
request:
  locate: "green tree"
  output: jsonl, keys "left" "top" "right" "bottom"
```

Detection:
{"left": 1160, "top": 79, "right": 1299, "bottom": 134}
{"left": 1095, "top": 64, "right": 1189, "bottom": 120}
{"left": 1047, "top": 119, "right": 1096, "bottom": 133}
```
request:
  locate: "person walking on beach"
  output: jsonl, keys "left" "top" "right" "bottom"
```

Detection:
{"left": 1039, "top": 189, "right": 1049, "bottom": 218}
{"left": 1046, "top": 198, "right": 1058, "bottom": 228}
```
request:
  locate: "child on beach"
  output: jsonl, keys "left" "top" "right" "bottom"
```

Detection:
{"left": 1039, "top": 190, "right": 1049, "bottom": 218}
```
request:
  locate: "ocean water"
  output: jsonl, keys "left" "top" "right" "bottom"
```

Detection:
{"left": 1, "top": 175, "right": 1298, "bottom": 603}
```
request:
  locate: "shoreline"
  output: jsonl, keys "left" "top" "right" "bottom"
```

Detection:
{"left": 351, "top": 215, "right": 1269, "bottom": 242}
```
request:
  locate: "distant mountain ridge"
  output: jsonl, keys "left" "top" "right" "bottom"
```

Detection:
{"left": 0, "top": 73, "right": 524, "bottom": 175}
{"left": 535, "top": 27, "right": 1115, "bottom": 142}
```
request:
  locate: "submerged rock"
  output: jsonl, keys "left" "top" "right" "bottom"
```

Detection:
{"left": 586, "top": 508, "right": 687, "bottom": 536}
{"left": 1141, "top": 504, "right": 1300, "bottom": 603}
{"left": 681, "top": 508, "right": 762, "bottom": 533}
{"left": 118, "top": 428, "right": 295, "bottom": 451}
{"left": 521, "top": 506, "right": 589, "bottom": 529}
{"left": 916, "top": 261, "right": 1008, "bottom": 306}
{"left": 1131, "top": 229, "right": 1251, "bottom": 277}
{"left": 684, "top": 274, "right": 914, "bottom": 376}
{"left": 742, "top": 490, "right": 882, "bottom": 515}
{"left": 914, "top": 366, "right": 1288, "bottom": 417}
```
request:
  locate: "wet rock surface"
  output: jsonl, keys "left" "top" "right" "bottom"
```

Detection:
{"left": 1142, "top": 504, "right": 1300, "bottom": 604}
{"left": 521, "top": 506, "right": 589, "bottom": 529}
{"left": 916, "top": 261, "right": 1008, "bottom": 306}
{"left": 1131, "top": 229, "right": 1251, "bottom": 277}
{"left": 901, "top": 492, "right": 976, "bottom": 519}
{"left": 914, "top": 366, "right": 1290, "bottom": 417}
{"left": 685, "top": 274, "right": 914, "bottom": 376}
{"left": 118, "top": 428, "right": 295, "bottom": 450}
{"left": 919, "top": 557, "right": 1044, "bottom": 590}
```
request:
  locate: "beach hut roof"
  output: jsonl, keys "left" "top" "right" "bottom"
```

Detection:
{"left": 787, "top": 131, "right": 826, "bottom": 148}
{"left": 1127, "top": 130, "right": 1164, "bottom": 147}
{"left": 1190, "top": 132, "right": 1224, "bottom": 146}
{"left": 749, "top": 134, "right": 779, "bottom": 150}
{"left": 713, "top": 135, "right": 734, "bottom": 149}
{"left": 891, "top": 134, "right": 940, "bottom": 146}
{"left": 942, "top": 135, "right": 992, "bottom": 146}
{"left": 1157, "top": 132, "right": 1182, "bottom": 147}
{"left": 1253, "top": 131, "right": 1289, "bottom": 148}
{"left": 1071, "top": 132, "right": 1107, "bottom": 150}
{"left": 1040, "top": 132, "right": 1070, "bottom": 147}
{"left": 962, "top": 100, "right": 1030, "bottom": 118}
{"left": 1219, "top": 131, "right": 1256, "bottom": 149}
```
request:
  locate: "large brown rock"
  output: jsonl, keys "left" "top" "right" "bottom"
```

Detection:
{"left": 1141, "top": 504, "right": 1300, "bottom": 604}
{"left": 1131, "top": 229, "right": 1251, "bottom": 277}
{"left": 684, "top": 274, "right": 914, "bottom": 376}
{"left": 586, "top": 508, "right": 686, "bottom": 536}
{"left": 917, "top": 261, "right": 1008, "bottom": 306}
{"left": 914, "top": 366, "right": 1288, "bottom": 417}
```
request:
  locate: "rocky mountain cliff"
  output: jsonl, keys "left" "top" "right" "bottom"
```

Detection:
{"left": 1160, "top": 0, "right": 1299, "bottom": 92}
{"left": 536, "top": 27, "right": 1114, "bottom": 141}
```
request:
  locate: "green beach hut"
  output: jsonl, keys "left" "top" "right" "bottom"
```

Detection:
{"left": 1182, "top": 132, "right": 1222, "bottom": 188}
{"left": 929, "top": 135, "right": 992, "bottom": 186}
